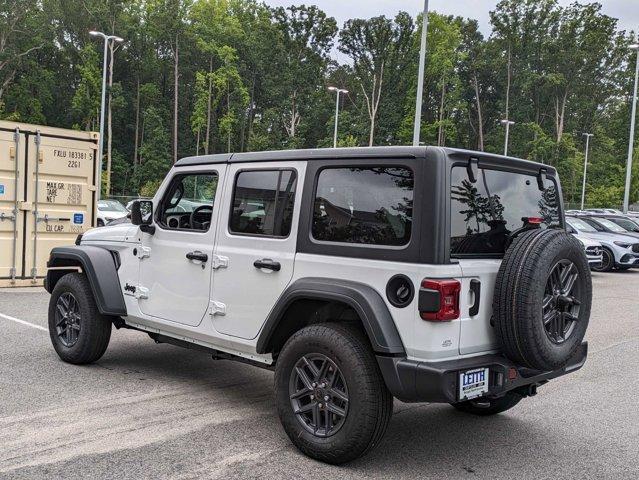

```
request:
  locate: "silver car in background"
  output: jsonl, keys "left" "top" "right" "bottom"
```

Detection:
{"left": 566, "top": 216, "right": 639, "bottom": 271}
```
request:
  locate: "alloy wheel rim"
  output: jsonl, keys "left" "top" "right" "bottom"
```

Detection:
{"left": 289, "top": 353, "right": 349, "bottom": 437}
{"left": 542, "top": 260, "right": 581, "bottom": 344}
{"left": 55, "top": 292, "right": 81, "bottom": 347}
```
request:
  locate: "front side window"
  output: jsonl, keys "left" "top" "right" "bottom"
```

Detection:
{"left": 157, "top": 172, "right": 218, "bottom": 231}
{"left": 312, "top": 167, "right": 414, "bottom": 246}
{"left": 450, "top": 167, "right": 560, "bottom": 256}
{"left": 230, "top": 170, "right": 297, "bottom": 237}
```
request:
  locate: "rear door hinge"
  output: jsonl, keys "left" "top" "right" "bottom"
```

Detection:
{"left": 211, "top": 254, "right": 229, "bottom": 269}
{"left": 209, "top": 301, "right": 226, "bottom": 316}
{"left": 137, "top": 246, "right": 151, "bottom": 259}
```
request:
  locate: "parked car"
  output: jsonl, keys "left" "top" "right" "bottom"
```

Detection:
{"left": 570, "top": 233, "right": 603, "bottom": 268}
{"left": 585, "top": 208, "right": 624, "bottom": 215}
{"left": 590, "top": 215, "right": 639, "bottom": 234}
{"left": 579, "top": 216, "right": 639, "bottom": 241}
{"left": 96, "top": 200, "right": 128, "bottom": 227}
{"left": 45, "top": 147, "right": 592, "bottom": 464}
{"left": 566, "top": 216, "right": 639, "bottom": 271}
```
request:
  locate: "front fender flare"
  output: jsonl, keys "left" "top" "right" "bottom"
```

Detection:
{"left": 256, "top": 277, "right": 405, "bottom": 355}
{"left": 46, "top": 246, "right": 126, "bottom": 316}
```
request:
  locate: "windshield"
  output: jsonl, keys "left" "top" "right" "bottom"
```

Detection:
{"left": 594, "top": 218, "right": 627, "bottom": 233}
{"left": 567, "top": 218, "right": 597, "bottom": 233}
{"left": 610, "top": 218, "right": 639, "bottom": 232}
{"left": 98, "top": 201, "right": 127, "bottom": 213}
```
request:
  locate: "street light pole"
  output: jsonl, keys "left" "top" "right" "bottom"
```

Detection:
{"left": 89, "top": 31, "right": 123, "bottom": 201}
{"left": 581, "top": 133, "right": 594, "bottom": 210}
{"left": 412, "top": 0, "right": 430, "bottom": 146}
{"left": 623, "top": 43, "right": 639, "bottom": 213}
{"left": 328, "top": 87, "right": 348, "bottom": 148}
{"left": 501, "top": 119, "right": 515, "bottom": 156}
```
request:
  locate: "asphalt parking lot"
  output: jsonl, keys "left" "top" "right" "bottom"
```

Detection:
{"left": 0, "top": 271, "right": 638, "bottom": 480}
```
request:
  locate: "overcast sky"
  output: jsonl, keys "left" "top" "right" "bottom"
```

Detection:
{"left": 264, "top": 0, "right": 638, "bottom": 45}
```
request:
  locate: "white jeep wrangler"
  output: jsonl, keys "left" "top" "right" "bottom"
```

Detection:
{"left": 45, "top": 147, "right": 591, "bottom": 464}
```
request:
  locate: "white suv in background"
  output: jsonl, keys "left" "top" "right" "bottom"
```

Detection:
{"left": 571, "top": 233, "right": 603, "bottom": 268}
{"left": 96, "top": 200, "right": 129, "bottom": 227}
{"left": 44, "top": 147, "right": 591, "bottom": 464}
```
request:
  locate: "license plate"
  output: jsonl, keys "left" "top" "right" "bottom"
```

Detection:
{"left": 458, "top": 367, "right": 490, "bottom": 401}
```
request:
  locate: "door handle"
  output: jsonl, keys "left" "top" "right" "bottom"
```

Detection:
{"left": 186, "top": 251, "right": 208, "bottom": 263}
{"left": 253, "top": 258, "right": 281, "bottom": 272}
{"left": 469, "top": 279, "right": 481, "bottom": 316}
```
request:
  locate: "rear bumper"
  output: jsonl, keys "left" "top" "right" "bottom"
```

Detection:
{"left": 377, "top": 342, "right": 588, "bottom": 403}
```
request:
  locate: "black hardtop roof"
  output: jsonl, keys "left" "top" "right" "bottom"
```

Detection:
{"left": 175, "top": 146, "right": 556, "bottom": 174}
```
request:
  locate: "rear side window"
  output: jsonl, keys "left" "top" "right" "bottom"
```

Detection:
{"left": 450, "top": 167, "right": 560, "bottom": 256}
{"left": 230, "top": 170, "right": 297, "bottom": 237}
{"left": 312, "top": 167, "right": 414, "bottom": 246}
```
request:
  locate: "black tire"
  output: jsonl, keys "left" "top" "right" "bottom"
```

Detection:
{"left": 493, "top": 229, "right": 592, "bottom": 371}
{"left": 48, "top": 273, "right": 112, "bottom": 364}
{"left": 452, "top": 392, "right": 522, "bottom": 416}
{"left": 592, "top": 247, "right": 613, "bottom": 272}
{"left": 275, "top": 323, "right": 393, "bottom": 464}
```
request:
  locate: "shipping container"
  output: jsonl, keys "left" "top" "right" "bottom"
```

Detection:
{"left": 0, "top": 121, "right": 99, "bottom": 287}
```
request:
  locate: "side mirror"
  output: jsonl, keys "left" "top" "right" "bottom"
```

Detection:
{"left": 131, "top": 200, "right": 155, "bottom": 234}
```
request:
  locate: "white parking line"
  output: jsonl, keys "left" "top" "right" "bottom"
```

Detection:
{"left": 0, "top": 312, "right": 48, "bottom": 332}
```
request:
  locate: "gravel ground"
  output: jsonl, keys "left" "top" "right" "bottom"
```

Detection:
{"left": 0, "top": 270, "right": 637, "bottom": 479}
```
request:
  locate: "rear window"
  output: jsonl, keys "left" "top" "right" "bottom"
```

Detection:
{"left": 312, "top": 167, "right": 414, "bottom": 246}
{"left": 450, "top": 166, "right": 560, "bottom": 256}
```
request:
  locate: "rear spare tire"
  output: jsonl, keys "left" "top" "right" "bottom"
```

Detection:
{"left": 493, "top": 229, "right": 591, "bottom": 371}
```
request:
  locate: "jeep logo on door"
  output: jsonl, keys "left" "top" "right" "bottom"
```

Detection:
{"left": 124, "top": 283, "right": 136, "bottom": 295}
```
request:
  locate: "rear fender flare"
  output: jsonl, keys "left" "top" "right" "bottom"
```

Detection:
{"left": 256, "top": 277, "right": 405, "bottom": 356}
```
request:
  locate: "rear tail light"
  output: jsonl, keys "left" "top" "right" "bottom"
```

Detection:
{"left": 419, "top": 279, "right": 461, "bottom": 321}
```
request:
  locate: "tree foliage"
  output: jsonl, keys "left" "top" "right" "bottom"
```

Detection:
{"left": 0, "top": 0, "right": 637, "bottom": 207}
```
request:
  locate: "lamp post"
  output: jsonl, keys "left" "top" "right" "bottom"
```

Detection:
{"left": 501, "top": 119, "right": 515, "bottom": 156}
{"left": 412, "top": 0, "right": 430, "bottom": 146}
{"left": 623, "top": 43, "right": 639, "bottom": 213}
{"left": 328, "top": 87, "right": 348, "bottom": 148}
{"left": 581, "top": 133, "right": 594, "bottom": 210}
{"left": 89, "top": 30, "right": 123, "bottom": 200}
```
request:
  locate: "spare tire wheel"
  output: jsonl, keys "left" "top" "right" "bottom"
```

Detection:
{"left": 492, "top": 229, "right": 591, "bottom": 371}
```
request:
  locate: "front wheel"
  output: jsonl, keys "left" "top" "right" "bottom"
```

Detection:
{"left": 592, "top": 248, "right": 613, "bottom": 272}
{"left": 451, "top": 392, "right": 522, "bottom": 416}
{"left": 274, "top": 323, "right": 393, "bottom": 464}
{"left": 48, "top": 273, "right": 112, "bottom": 364}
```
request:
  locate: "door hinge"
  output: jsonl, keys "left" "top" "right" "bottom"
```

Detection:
{"left": 137, "top": 246, "right": 151, "bottom": 259}
{"left": 209, "top": 301, "right": 226, "bottom": 316}
{"left": 211, "top": 254, "right": 229, "bottom": 269}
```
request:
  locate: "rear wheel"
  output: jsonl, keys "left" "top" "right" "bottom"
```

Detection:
{"left": 592, "top": 247, "right": 613, "bottom": 272}
{"left": 274, "top": 323, "right": 393, "bottom": 464}
{"left": 48, "top": 273, "right": 112, "bottom": 364}
{"left": 452, "top": 392, "right": 522, "bottom": 416}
